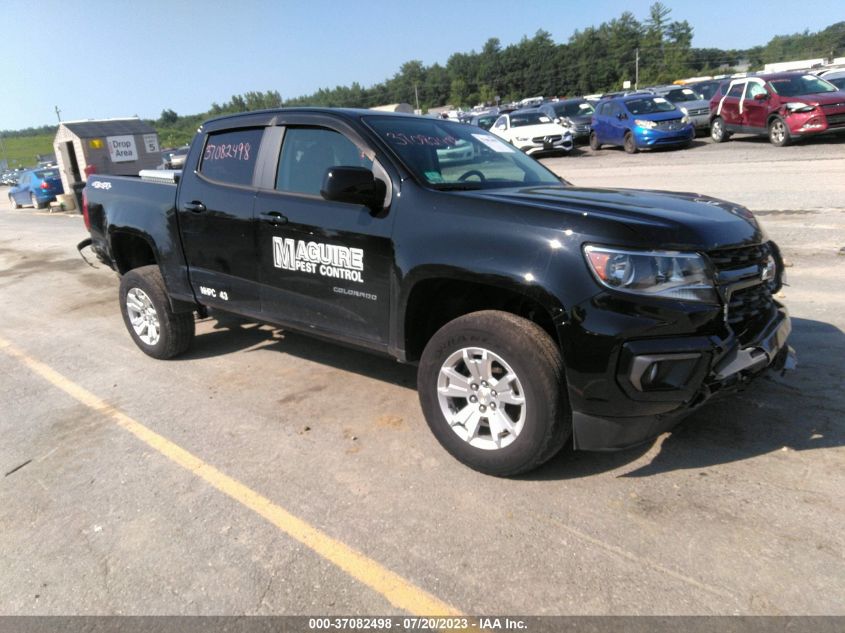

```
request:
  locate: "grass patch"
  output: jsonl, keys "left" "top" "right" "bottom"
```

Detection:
{"left": 1, "top": 134, "right": 55, "bottom": 169}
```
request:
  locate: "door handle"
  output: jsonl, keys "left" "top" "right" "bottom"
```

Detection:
{"left": 260, "top": 211, "right": 288, "bottom": 226}
{"left": 183, "top": 201, "right": 206, "bottom": 213}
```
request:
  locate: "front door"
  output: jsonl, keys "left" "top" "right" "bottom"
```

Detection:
{"left": 742, "top": 81, "right": 770, "bottom": 132}
{"left": 253, "top": 123, "right": 395, "bottom": 348}
{"left": 176, "top": 126, "right": 265, "bottom": 315}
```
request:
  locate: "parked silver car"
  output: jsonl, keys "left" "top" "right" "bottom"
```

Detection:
{"left": 648, "top": 85, "right": 711, "bottom": 133}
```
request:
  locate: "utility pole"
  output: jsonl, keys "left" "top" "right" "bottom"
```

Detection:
{"left": 55, "top": 106, "right": 62, "bottom": 122}
{"left": 414, "top": 83, "right": 420, "bottom": 112}
{"left": 635, "top": 48, "right": 639, "bottom": 90}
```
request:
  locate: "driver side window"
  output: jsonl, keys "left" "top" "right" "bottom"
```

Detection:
{"left": 276, "top": 127, "right": 372, "bottom": 196}
{"left": 746, "top": 83, "right": 767, "bottom": 100}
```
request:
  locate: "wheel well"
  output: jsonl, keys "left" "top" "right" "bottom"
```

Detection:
{"left": 110, "top": 232, "right": 157, "bottom": 274}
{"left": 403, "top": 278, "right": 559, "bottom": 362}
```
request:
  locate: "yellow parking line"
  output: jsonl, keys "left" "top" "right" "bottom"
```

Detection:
{"left": 0, "top": 335, "right": 460, "bottom": 616}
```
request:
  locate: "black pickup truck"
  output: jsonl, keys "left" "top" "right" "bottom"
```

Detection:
{"left": 79, "top": 108, "right": 795, "bottom": 476}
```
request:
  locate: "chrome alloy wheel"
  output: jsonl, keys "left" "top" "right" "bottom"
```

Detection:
{"left": 125, "top": 288, "right": 161, "bottom": 346}
{"left": 710, "top": 118, "right": 723, "bottom": 141}
{"left": 436, "top": 347, "right": 527, "bottom": 450}
{"left": 770, "top": 119, "right": 787, "bottom": 144}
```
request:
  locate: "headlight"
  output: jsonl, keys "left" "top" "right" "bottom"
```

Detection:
{"left": 785, "top": 102, "right": 815, "bottom": 113}
{"left": 634, "top": 119, "right": 656, "bottom": 129}
{"left": 681, "top": 114, "right": 690, "bottom": 124}
{"left": 560, "top": 117, "right": 574, "bottom": 128}
{"left": 583, "top": 245, "right": 717, "bottom": 303}
{"left": 680, "top": 106, "right": 689, "bottom": 115}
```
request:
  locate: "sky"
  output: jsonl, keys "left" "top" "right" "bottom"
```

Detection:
{"left": 1, "top": 0, "right": 839, "bottom": 130}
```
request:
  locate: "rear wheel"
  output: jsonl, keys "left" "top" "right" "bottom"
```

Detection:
{"left": 9, "top": 194, "right": 20, "bottom": 209}
{"left": 30, "top": 193, "right": 43, "bottom": 209}
{"left": 710, "top": 116, "right": 730, "bottom": 143}
{"left": 623, "top": 132, "right": 638, "bottom": 154}
{"left": 769, "top": 117, "right": 791, "bottom": 146}
{"left": 119, "top": 265, "right": 195, "bottom": 359}
{"left": 418, "top": 310, "right": 571, "bottom": 477}
{"left": 589, "top": 131, "right": 601, "bottom": 151}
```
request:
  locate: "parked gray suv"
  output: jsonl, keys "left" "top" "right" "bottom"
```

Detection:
{"left": 648, "top": 85, "right": 711, "bottom": 134}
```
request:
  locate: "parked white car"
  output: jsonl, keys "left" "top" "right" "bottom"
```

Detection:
{"left": 490, "top": 109, "right": 574, "bottom": 155}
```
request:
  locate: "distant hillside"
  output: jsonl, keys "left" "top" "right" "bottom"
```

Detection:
{"left": 1, "top": 134, "right": 55, "bottom": 170}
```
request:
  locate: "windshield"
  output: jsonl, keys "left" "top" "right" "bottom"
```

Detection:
{"left": 553, "top": 101, "right": 595, "bottom": 117}
{"left": 365, "top": 116, "right": 562, "bottom": 190}
{"left": 769, "top": 74, "right": 838, "bottom": 97}
{"left": 510, "top": 111, "right": 553, "bottom": 127}
{"left": 663, "top": 88, "right": 702, "bottom": 103}
{"left": 624, "top": 97, "right": 677, "bottom": 115}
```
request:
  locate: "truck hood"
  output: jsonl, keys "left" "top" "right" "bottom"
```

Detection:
{"left": 461, "top": 185, "right": 765, "bottom": 250}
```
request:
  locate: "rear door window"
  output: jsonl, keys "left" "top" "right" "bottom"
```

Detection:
{"left": 727, "top": 83, "right": 745, "bottom": 98}
{"left": 199, "top": 128, "right": 264, "bottom": 186}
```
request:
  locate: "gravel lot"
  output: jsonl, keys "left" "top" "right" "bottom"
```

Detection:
{"left": 1, "top": 137, "right": 843, "bottom": 617}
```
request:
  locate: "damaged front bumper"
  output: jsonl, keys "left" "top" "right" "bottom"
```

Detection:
{"left": 571, "top": 304, "right": 796, "bottom": 451}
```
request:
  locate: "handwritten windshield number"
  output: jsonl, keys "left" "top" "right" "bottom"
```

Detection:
{"left": 204, "top": 141, "right": 251, "bottom": 162}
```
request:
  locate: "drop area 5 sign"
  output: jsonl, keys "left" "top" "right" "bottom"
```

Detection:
{"left": 107, "top": 135, "right": 138, "bottom": 162}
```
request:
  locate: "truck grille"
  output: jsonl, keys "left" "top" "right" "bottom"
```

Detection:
{"left": 655, "top": 119, "right": 685, "bottom": 131}
{"left": 532, "top": 135, "right": 562, "bottom": 143}
{"left": 688, "top": 107, "right": 709, "bottom": 117}
{"left": 708, "top": 243, "right": 776, "bottom": 344}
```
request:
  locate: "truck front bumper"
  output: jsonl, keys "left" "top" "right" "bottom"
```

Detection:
{"left": 568, "top": 304, "right": 795, "bottom": 451}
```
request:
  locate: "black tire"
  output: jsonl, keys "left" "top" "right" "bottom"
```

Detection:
{"left": 589, "top": 131, "right": 601, "bottom": 151}
{"left": 9, "top": 194, "right": 20, "bottom": 209}
{"left": 768, "top": 116, "right": 791, "bottom": 147}
{"left": 418, "top": 310, "right": 571, "bottom": 477}
{"left": 31, "top": 193, "right": 43, "bottom": 209}
{"left": 710, "top": 116, "right": 730, "bottom": 143}
{"left": 119, "top": 265, "right": 195, "bottom": 359}
{"left": 623, "top": 132, "right": 637, "bottom": 154}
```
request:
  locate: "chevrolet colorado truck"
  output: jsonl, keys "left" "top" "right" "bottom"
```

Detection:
{"left": 79, "top": 108, "right": 795, "bottom": 476}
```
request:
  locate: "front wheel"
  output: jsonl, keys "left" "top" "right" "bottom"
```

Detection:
{"left": 417, "top": 310, "right": 571, "bottom": 476}
{"left": 623, "top": 132, "right": 638, "bottom": 154}
{"left": 119, "top": 265, "right": 195, "bottom": 359}
{"left": 589, "top": 131, "right": 601, "bottom": 151}
{"left": 769, "top": 117, "right": 791, "bottom": 146}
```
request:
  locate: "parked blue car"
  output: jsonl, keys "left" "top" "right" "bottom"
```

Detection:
{"left": 7, "top": 167, "right": 64, "bottom": 209}
{"left": 589, "top": 94, "right": 694, "bottom": 153}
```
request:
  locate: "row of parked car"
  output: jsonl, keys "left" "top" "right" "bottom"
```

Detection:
{"left": 459, "top": 69, "right": 845, "bottom": 156}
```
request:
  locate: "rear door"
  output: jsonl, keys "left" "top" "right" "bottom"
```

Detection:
{"left": 176, "top": 126, "right": 265, "bottom": 315}
{"left": 717, "top": 81, "right": 745, "bottom": 129}
{"left": 252, "top": 117, "right": 396, "bottom": 348}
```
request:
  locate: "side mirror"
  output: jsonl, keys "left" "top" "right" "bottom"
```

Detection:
{"left": 554, "top": 117, "right": 561, "bottom": 124}
{"left": 753, "top": 92, "right": 768, "bottom": 101}
{"left": 321, "top": 166, "right": 386, "bottom": 213}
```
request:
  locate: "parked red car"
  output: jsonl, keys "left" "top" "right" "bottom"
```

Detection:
{"left": 709, "top": 72, "right": 845, "bottom": 146}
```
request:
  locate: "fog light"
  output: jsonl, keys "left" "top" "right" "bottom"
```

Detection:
{"left": 630, "top": 353, "right": 702, "bottom": 392}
